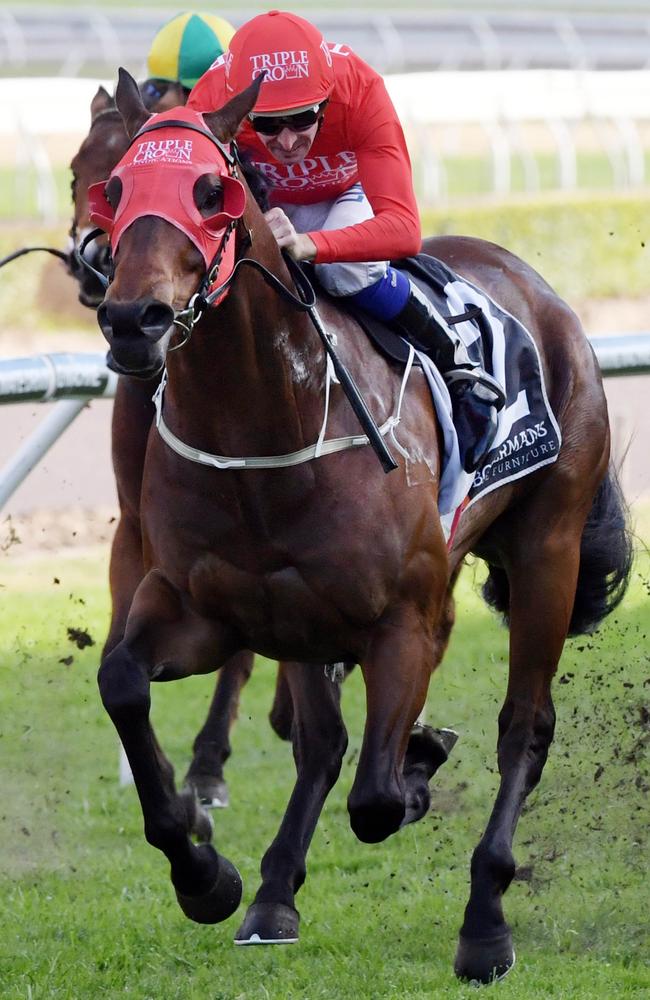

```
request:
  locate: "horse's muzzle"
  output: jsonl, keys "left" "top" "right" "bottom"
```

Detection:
{"left": 99, "top": 298, "right": 175, "bottom": 341}
{"left": 98, "top": 298, "right": 174, "bottom": 376}
{"left": 105, "top": 350, "right": 165, "bottom": 380}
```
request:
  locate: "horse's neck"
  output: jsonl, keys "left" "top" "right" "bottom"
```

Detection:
{"left": 164, "top": 263, "right": 327, "bottom": 458}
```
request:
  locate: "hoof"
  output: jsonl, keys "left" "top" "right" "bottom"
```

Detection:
{"left": 349, "top": 796, "right": 405, "bottom": 843}
{"left": 174, "top": 845, "right": 242, "bottom": 924}
{"left": 401, "top": 726, "right": 459, "bottom": 827}
{"left": 234, "top": 902, "right": 300, "bottom": 945}
{"left": 454, "top": 930, "right": 515, "bottom": 984}
{"left": 405, "top": 725, "right": 458, "bottom": 777}
{"left": 185, "top": 775, "right": 229, "bottom": 809}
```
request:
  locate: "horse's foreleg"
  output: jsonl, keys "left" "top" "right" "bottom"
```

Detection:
{"left": 103, "top": 511, "right": 144, "bottom": 657}
{"left": 98, "top": 571, "right": 243, "bottom": 925}
{"left": 348, "top": 608, "right": 437, "bottom": 844}
{"left": 184, "top": 650, "right": 255, "bottom": 808}
{"left": 402, "top": 586, "right": 459, "bottom": 825}
{"left": 455, "top": 525, "right": 583, "bottom": 984}
{"left": 104, "top": 375, "right": 155, "bottom": 657}
{"left": 235, "top": 661, "right": 348, "bottom": 945}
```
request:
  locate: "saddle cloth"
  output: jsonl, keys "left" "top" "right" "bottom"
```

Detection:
{"left": 344, "top": 253, "right": 562, "bottom": 528}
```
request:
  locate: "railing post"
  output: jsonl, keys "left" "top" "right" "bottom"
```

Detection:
{"left": 0, "top": 398, "right": 87, "bottom": 509}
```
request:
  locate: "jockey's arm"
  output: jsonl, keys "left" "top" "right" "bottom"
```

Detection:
{"left": 307, "top": 77, "right": 421, "bottom": 265}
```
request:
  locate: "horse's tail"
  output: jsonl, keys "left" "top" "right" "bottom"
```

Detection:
{"left": 482, "top": 464, "right": 634, "bottom": 637}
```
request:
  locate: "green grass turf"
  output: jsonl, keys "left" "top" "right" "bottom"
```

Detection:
{"left": 0, "top": 518, "right": 648, "bottom": 998}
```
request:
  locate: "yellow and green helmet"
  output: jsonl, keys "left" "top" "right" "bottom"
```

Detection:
{"left": 147, "top": 11, "right": 236, "bottom": 90}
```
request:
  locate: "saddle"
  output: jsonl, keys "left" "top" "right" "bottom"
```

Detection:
{"left": 323, "top": 253, "right": 481, "bottom": 370}
{"left": 315, "top": 252, "right": 563, "bottom": 515}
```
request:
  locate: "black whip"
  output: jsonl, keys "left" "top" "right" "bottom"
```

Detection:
{"left": 284, "top": 256, "right": 398, "bottom": 474}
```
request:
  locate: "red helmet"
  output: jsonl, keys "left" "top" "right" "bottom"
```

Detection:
{"left": 225, "top": 10, "right": 334, "bottom": 113}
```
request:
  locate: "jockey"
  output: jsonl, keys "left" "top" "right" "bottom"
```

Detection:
{"left": 189, "top": 10, "right": 504, "bottom": 471}
{"left": 142, "top": 11, "right": 235, "bottom": 110}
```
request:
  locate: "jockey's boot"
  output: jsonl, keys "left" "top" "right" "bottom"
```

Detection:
{"left": 393, "top": 282, "right": 506, "bottom": 472}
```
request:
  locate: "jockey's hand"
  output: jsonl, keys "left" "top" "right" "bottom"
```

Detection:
{"left": 264, "top": 207, "right": 317, "bottom": 262}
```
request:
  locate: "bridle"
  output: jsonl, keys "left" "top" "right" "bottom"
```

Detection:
{"left": 78, "top": 116, "right": 249, "bottom": 348}
{"left": 88, "top": 115, "right": 399, "bottom": 473}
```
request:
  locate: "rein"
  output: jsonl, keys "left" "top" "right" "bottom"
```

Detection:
{"left": 76, "top": 228, "right": 110, "bottom": 289}
{"left": 91, "top": 113, "right": 399, "bottom": 473}
{"left": 0, "top": 245, "right": 69, "bottom": 268}
{"left": 163, "top": 251, "right": 399, "bottom": 473}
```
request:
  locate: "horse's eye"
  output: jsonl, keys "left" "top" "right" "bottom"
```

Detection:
{"left": 194, "top": 175, "right": 224, "bottom": 217}
{"left": 203, "top": 187, "right": 223, "bottom": 211}
{"left": 70, "top": 174, "right": 77, "bottom": 196}
{"left": 105, "top": 177, "right": 122, "bottom": 209}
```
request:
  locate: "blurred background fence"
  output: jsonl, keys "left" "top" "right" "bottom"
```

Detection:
{"left": 6, "top": 3, "right": 650, "bottom": 77}
{"left": 3, "top": 3, "right": 650, "bottom": 219}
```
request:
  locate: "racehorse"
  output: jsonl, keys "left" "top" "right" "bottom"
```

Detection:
{"left": 69, "top": 83, "right": 286, "bottom": 808}
{"left": 93, "top": 69, "right": 632, "bottom": 983}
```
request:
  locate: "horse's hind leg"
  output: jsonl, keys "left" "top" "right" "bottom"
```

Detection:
{"left": 184, "top": 650, "right": 255, "bottom": 808}
{"left": 235, "top": 661, "right": 348, "bottom": 945}
{"left": 268, "top": 662, "right": 294, "bottom": 740}
{"left": 98, "top": 570, "right": 243, "bottom": 925}
{"left": 455, "top": 488, "right": 596, "bottom": 983}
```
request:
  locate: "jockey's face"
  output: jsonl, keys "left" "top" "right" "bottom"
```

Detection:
{"left": 256, "top": 121, "right": 320, "bottom": 165}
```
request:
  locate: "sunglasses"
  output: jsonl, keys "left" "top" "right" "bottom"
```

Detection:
{"left": 141, "top": 79, "right": 170, "bottom": 102}
{"left": 248, "top": 103, "right": 326, "bottom": 136}
{"left": 140, "top": 79, "right": 190, "bottom": 109}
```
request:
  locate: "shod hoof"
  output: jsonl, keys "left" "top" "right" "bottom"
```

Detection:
{"left": 234, "top": 902, "right": 300, "bottom": 945}
{"left": 405, "top": 725, "right": 459, "bottom": 777}
{"left": 185, "top": 775, "right": 230, "bottom": 809}
{"left": 454, "top": 930, "right": 515, "bottom": 984}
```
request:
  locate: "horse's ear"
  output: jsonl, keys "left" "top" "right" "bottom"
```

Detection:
{"left": 115, "top": 67, "right": 151, "bottom": 139}
{"left": 203, "top": 73, "right": 266, "bottom": 143}
{"left": 90, "top": 85, "right": 114, "bottom": 123}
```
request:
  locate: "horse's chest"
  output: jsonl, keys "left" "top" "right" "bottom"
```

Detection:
{"left": 145, "top": 466, "right": 424, "bottom": 658}
{"left": 186, "top": 550, "right": 381, "bottom": 661}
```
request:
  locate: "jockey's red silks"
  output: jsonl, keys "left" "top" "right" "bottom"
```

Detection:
{"left": 88, "top": 107, "right": 246, "bottom": 293}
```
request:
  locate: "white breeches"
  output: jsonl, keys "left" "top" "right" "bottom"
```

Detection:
{"left": 282, "top": 182, "right": 388, "bottom": 296}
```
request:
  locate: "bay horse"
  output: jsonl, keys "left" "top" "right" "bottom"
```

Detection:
{"left": 69, "top": 83, "right": 293, "bottom": 808}
{"left": 94, "top": 69, "right": 632, "bottom": 982}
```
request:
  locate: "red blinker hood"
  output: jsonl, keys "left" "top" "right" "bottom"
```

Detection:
{"left": 88, "top": 107, "right": 246, "bottom": 272}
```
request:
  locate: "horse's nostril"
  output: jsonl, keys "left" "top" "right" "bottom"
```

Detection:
{"left": 140, "top": 303, "right": 174, "bottom": 341}
{"left": 97, "top": 299, "right": 174, "bottom": 342}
